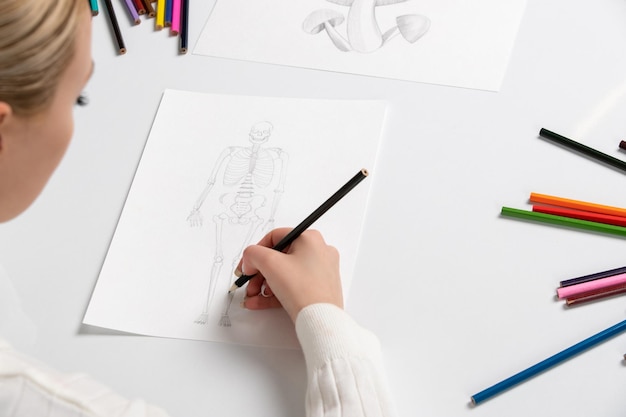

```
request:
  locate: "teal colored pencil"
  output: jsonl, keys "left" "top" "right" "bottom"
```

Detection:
{"left": 90, "top": 0, "right": 99, "bottom": 15}
{"left": 501, "top": 207, "right": 626, "bottom": 238}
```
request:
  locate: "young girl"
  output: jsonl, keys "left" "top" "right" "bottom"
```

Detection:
{"left": 0, "top": 1, "right": 396, "bottom": 416}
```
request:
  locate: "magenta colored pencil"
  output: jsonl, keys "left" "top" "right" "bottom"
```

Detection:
{"left": 557, "top": 273, "right": 626, "bottom": 299}
{"left": 170, "top": 0, "right": 181, "bottom": 34}
{"left": 124, "top": 0, "right": 141, "bottom": 24}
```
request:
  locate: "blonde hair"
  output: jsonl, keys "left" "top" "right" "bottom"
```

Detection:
{"left": 0, "top": 0, "right": 88, "bottom": 116}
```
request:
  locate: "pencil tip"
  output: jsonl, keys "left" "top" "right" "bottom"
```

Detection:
{"left": 228, "top": 284, "right": 238, "bottom": 293}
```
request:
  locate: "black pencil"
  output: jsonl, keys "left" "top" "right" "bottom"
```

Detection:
{"left": 103, "top": 0, "right": 126, "bottom": 54}
{"left": 539, "top": 128, "right": 626, "bottom": 173}
{"left": 560, "top": 266, "right": 626, "bottom": 288}
{"left": 228, "top": 168, "right": 369, "bottom": 293}
{"left": 179, "top": 0, "right": 189, "bottom": 54}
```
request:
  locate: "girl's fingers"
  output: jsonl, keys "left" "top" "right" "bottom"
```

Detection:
{"left": 234, "top": 228, "right": 293, "bottom": 277}
{"left": 245, "top": 275, "right": 264, "bottom": 297}
{"left": 244, "top": 295, "right": 282, "bottom": 310}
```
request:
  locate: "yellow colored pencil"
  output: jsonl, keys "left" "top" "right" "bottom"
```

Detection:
{"left": 156, "top": 0, "right": 165, "bottom": 29}
{"left": 530, "top": 193, "right": 626, "bottom": 218}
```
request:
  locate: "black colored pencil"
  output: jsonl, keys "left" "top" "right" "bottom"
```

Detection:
{"left": 539, "top": 128, "right": 626, "bottom": 173}
{"left": 560, "top": 266, "right": 626, "bottom": 288}
{"left": 179, "top": 0, "right": 189, "bottom": 54}
{"left": 103, "top": 0, "right": 126, "bottom": 54}
{"left": 228, "top": 169, "right": 369, "bottom": 292}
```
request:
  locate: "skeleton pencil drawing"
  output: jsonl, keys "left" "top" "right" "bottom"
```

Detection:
{"left": 187, "top": 121, "right": 288, "bottom": 327}
{"left": 303, "top": 0, "right": 431, "bottom": 53}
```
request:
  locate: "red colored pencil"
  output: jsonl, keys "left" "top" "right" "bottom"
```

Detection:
{"left": 133, "top": 0, "right": 146, "bottom": 14}
{"left": 532, "top": 205, "right": 626, "bottom": 227}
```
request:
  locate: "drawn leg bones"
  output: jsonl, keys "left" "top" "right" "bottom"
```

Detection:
{"left": 187, "top": 121, "right": 288, "bottom": 327}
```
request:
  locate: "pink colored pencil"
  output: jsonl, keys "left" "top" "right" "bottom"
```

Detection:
{"left": 124, "top": 0, "right": 141, "bottom": 24}
{"left": 557, "top": 273, "right": 626, "bottom": 299}
{"left": 170, "top": 0, "right": 181, "bottom": 34}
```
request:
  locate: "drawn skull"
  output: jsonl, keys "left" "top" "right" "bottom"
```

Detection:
{"left": 249, "top": 121, "right": 274, "bottom": 144}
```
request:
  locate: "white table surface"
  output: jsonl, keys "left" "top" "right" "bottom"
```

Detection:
{"left": 2, "top": 0, "right": 626, "bottom": 415}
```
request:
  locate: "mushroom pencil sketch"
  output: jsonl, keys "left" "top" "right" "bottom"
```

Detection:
{"left": 303, "top": 0, "right": 430, "bottom": 53}
{"left": 303, "top": 9, "right": 351, "bottom": 52}
{"left": 382, "top": 14, "right": 430, "bottom": 44}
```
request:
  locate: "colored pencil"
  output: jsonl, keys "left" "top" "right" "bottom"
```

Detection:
{"left": 501, "top": 207, "right": 626, "bottom": 238}
{"left": 179, "top": 0, "right": 189, "bottom": 53}
{"left": 539, "top": 128, "right": 626, "bottom": 173}
{"left": 156, "top": 0, "right": 165, "bottom": 29}
{"left": 471, "top": 317, "right": 626, "bottom": 405}
{"left": 142, "top": 0, "right": 155, "bottom": 17}
{"left": 557, "top": 273, "right": 626, "bottom": 299}
{"left": 529, "top": 193, "right": 626, "bottom": 218}
{"left": 229, "top": 169, "right": 369, "bottom": 292}
{"left": 123, "top": 0, "right": 140, "bottom": 24}
{"left": 620, "top": 140, "right": 626, "bottom": 151}
{"left": 132, "top": 0, "right": 145, "bottom": 14}
{"left": 103, "top": 0, "right": 126, "bottom": 54}
{"left": 90, "top": 0, "right": 99, "bottom": 16}
{"left": 165, "top": 0, "right": 172, "bottom": 26}
{"left": 566, "top": 285, "right": 626, "bottom": 306}
{"left": 560, "top": 265, "right": 626, "bottom": 288}
{"left": 532, "top": 205, "right": 626, "bottom": 228}
{"left": 170, "top": 0, "right": 181, "bottom": 35}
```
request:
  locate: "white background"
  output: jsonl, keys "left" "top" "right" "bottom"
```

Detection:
{"left": 1, "top": 0, "right": 626, "bottom": 416}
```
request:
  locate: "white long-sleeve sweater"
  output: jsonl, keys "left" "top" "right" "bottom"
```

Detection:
{"left": 0, "top": 304, "right": 396, "bottom": 417}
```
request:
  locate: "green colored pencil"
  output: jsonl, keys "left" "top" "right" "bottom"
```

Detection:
{"left": 501, "top": 206, "right": 626, "bottom": 238}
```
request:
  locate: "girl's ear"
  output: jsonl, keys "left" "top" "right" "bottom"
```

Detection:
{"left": 0, "top": 102, "right": 14, "bottom": 153}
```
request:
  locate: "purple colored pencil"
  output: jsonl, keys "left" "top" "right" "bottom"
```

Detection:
{"left": 620, "top": 140, "right": 626, "bottom": 151}
{"left": 559, "top": 266, "right": 626, "bottom": 288}
{"left": 124, "top": 0, "right": 141, "bottom": 24}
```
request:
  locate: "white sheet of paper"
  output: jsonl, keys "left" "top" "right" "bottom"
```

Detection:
{"left": 194, "top": 0, "right": 527, "bottom": 91}
{"left": 83, "top": 90, "right": 386, "bottom": 348}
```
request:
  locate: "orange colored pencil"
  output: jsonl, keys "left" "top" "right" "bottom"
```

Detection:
{"left": 529, "top": 193, "right": 626, "bottom": 218}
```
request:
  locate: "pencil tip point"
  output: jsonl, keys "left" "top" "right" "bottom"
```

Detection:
{"left": 228, "top": 284, "right": 238, "bottom": 293}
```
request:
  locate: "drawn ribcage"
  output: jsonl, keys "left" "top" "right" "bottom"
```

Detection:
{"left": 223, "top": 148, "right": 275, "bottom": 189}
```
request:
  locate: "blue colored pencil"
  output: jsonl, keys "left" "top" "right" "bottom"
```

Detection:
{"left": 471, "top": 317, "right": 626, "bottom": 405}
{"left": 165, "top": 0, "right": 173, "bottom": 26}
